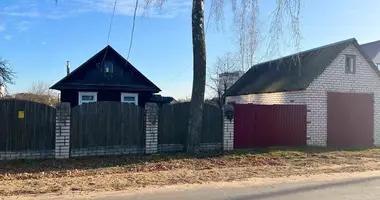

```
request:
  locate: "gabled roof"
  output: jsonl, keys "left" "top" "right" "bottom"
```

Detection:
{"left": 226, "top": 38, "right": 379, "bottom": 96}
{"left": 360, "top": 40, "right": 380, "bottom": 60}
{"left": 51, "top": 45, "right": 161, "bottom": 92}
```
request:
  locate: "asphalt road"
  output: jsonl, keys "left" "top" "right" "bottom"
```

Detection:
{"left": 83, "top": 175, "right": 380, "bottom": 200}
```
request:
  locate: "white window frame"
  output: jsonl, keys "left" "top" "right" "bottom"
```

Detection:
{"left": 78, "top": 92, "right": 98, "bottom": 105}
{"left": 121, "top": 93, "right": 138, "bottom": 105}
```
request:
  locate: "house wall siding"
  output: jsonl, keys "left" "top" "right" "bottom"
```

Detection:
{"left": 226, "top": 44, "right": 380, "bottom": 147}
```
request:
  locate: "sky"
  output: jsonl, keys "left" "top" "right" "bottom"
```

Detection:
{"left": 1, "top": 0, "right": 380, "bottom": 99}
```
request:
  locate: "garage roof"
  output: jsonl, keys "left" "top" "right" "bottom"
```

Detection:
{"left": 226, "top": 38, "right": 378, "bottom": 96}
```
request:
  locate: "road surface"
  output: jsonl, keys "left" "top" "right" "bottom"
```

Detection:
{"left": 80, "top": 174, "right": 380, "bottom": 200}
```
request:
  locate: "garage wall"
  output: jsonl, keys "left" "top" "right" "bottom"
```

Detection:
{"left": 306, "top": 44, "right": 380, "bottom": 146}
{"left": 226, "top": 91, "right": 306, "bottom": 105}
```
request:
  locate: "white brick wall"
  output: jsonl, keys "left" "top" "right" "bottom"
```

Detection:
{"left": 306, "top": 44, "right": 380, "bottom": 146}
{"left": 145, "top": 103, "right": 159, "bottom": 154}
{"left": 223, "top": 117, "right": 234, "bottom": 150}
{"left": 55, "top": 102, "right": 71, "bottom": 159}
{"left": 226, "top": 44, "right": 380, "bottom": 147}
{"left": 227, "top": 90, "right": 305, "bottom": 105}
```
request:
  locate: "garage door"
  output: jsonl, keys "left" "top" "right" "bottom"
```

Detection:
{"left": 234, "top": 104, "right": 307, "bottom": 149}
{"left": 327, "top": 92, "right": 374, "bottom": 148}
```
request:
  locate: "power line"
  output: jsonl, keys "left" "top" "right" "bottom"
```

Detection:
{"left": 127, "top": 0, "right": 139, "bottom": 60}
{"left": 101, "top": 0, "right": 117, "bottom": 66}
{"left": 107, "top": 0, "right": 118, "bottom": 45}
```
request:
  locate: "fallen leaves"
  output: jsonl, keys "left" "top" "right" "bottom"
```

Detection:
{"left": 1, "top": 148, "right": 380, "bottom": 196}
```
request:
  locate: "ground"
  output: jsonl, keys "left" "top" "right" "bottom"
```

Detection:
{"left": 1, "top": 147, "right": 380, "bottom": 197}
{"left": 42, "top": 171, "right": 380, "bottom": 200}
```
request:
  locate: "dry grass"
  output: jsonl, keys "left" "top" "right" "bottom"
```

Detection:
{"left": 1, "top": 147, "right": 380, "bottom": 196}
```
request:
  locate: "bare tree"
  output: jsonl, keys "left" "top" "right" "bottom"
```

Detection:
{"left": 20, "top": 81, "right": 59, "bottom": 106}
{"left": 0, "top": 58, "right": 15, "bottom": 97}
{"left": 231, "top": 0, "right": 259, "bottom": 71}
{"left": 208, "top": 52, "right": 238, "bottom": 108}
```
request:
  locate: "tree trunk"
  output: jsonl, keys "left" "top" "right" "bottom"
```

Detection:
{"left": 186, "top": 0, "right": 206, "bottom": 153}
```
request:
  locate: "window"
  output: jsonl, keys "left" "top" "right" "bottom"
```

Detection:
{"left": 121, "top": 93, "right": 138, "bottom": 105}
{"left": 78, "top": 92, "right": 97, "bottom": 105}
{"left": 345, "top": 55, "right": 356, "bottom": 74}
{"left": 104, "top": 60, "right": 113, "bottom": 74}
{"left": 377, "top": 63, "right": 380, "bottom": 69}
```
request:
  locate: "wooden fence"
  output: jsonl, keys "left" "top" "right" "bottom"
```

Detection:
{"left": 0, "top": 99, "right": 56, "bottom": 151}
{"left": 70, "top": 102, "right": 145, "bottom": 149}
{"left": 158, "top": 102, "right": 223, "bottom": 145}
{"left": 0, "top": 99, "right": 224, "bottom": 159}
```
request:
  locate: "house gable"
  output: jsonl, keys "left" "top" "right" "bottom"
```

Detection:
{"left": 51, "top": 46, "right": 161, "bottom": 92}
{"left": 225, "top": 38, "right": 356, "bottom": 96}
{"left": 304, "top": 43, "right": 380, "bottom": 147}
{"left": 307, "top": 43, "right": 380, "bottom": 91}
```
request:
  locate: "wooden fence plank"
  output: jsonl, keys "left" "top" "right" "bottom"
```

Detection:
{"left": 158, "top": 103, "right": 222, "bottom": 146}
{"left": 71, "top": 102, "right": 145, "bottom": 149}
{"left": 0, "top": 99, "right": 56, "bottom": 151}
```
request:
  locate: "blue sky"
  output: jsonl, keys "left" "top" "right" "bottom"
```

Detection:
{"left": 1, "top": 0, "right": 380, "bottom": 99}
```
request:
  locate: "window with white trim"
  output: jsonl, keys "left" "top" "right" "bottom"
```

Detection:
{"left": 121, "top": 93, "right": 138, "bottom": 105}
{"left": 78, "top": 92, "right": 97, "bottom": 105}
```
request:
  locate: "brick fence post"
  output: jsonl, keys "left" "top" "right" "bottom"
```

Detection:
{"left": 55, "top": 102, "right": 71, "bottom": 159}
{"left": 145, "top": 103, "right": 159, "bottom": 154}
{"left": 223, "top": 105, "right": 234, "bottom": 151}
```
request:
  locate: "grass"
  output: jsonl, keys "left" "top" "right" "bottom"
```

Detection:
{"left": 1, "top": 147, "right": 380, "bottom": 196}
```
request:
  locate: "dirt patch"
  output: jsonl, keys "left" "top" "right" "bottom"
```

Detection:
{"left": 1, "top": 148, "right": 380, "bottom": 196}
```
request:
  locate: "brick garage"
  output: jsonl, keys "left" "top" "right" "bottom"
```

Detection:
{"left": 226, "top": 38, "right": 380, "bottom": 147}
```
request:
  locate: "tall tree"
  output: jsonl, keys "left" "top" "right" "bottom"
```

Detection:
{"left": 186, "top": 0, "right": 206, "bottom": 152}
{"left": 147, "top": 0, "right": 300, "bottom": 153}
{"left": 0, "top": 58, "right": 15, "bottom": 97}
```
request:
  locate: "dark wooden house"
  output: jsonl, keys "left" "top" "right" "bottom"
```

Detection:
{"left": 51, "top": 45, "right": 162, "bottom": 107}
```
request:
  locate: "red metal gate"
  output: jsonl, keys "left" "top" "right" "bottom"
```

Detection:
{"left": 327, "top": 92, "right": 374, "bottom": 148}
{"left": 234, "top": 104, "right": 307, "bottom": 149}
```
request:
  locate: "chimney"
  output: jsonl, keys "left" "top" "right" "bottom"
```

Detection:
{"left": 66, "top": 61, "right": 70, "bottom": 75}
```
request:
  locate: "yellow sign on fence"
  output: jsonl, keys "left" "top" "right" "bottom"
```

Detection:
{"left": 18, "top": 111, "right": 24, "bottom": 119}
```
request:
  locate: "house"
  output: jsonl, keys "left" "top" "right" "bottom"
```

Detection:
{"left": 218, "top": 71, "right": 244, "bottom": 92}
{"left": 51, "top": 45, "right": 163, "bottom": 107}
{"left": 225, "top": 38, "right": 380, "bottom": 148}
{"left": 360, "top": 40, "right": 380, "bottom": 68}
